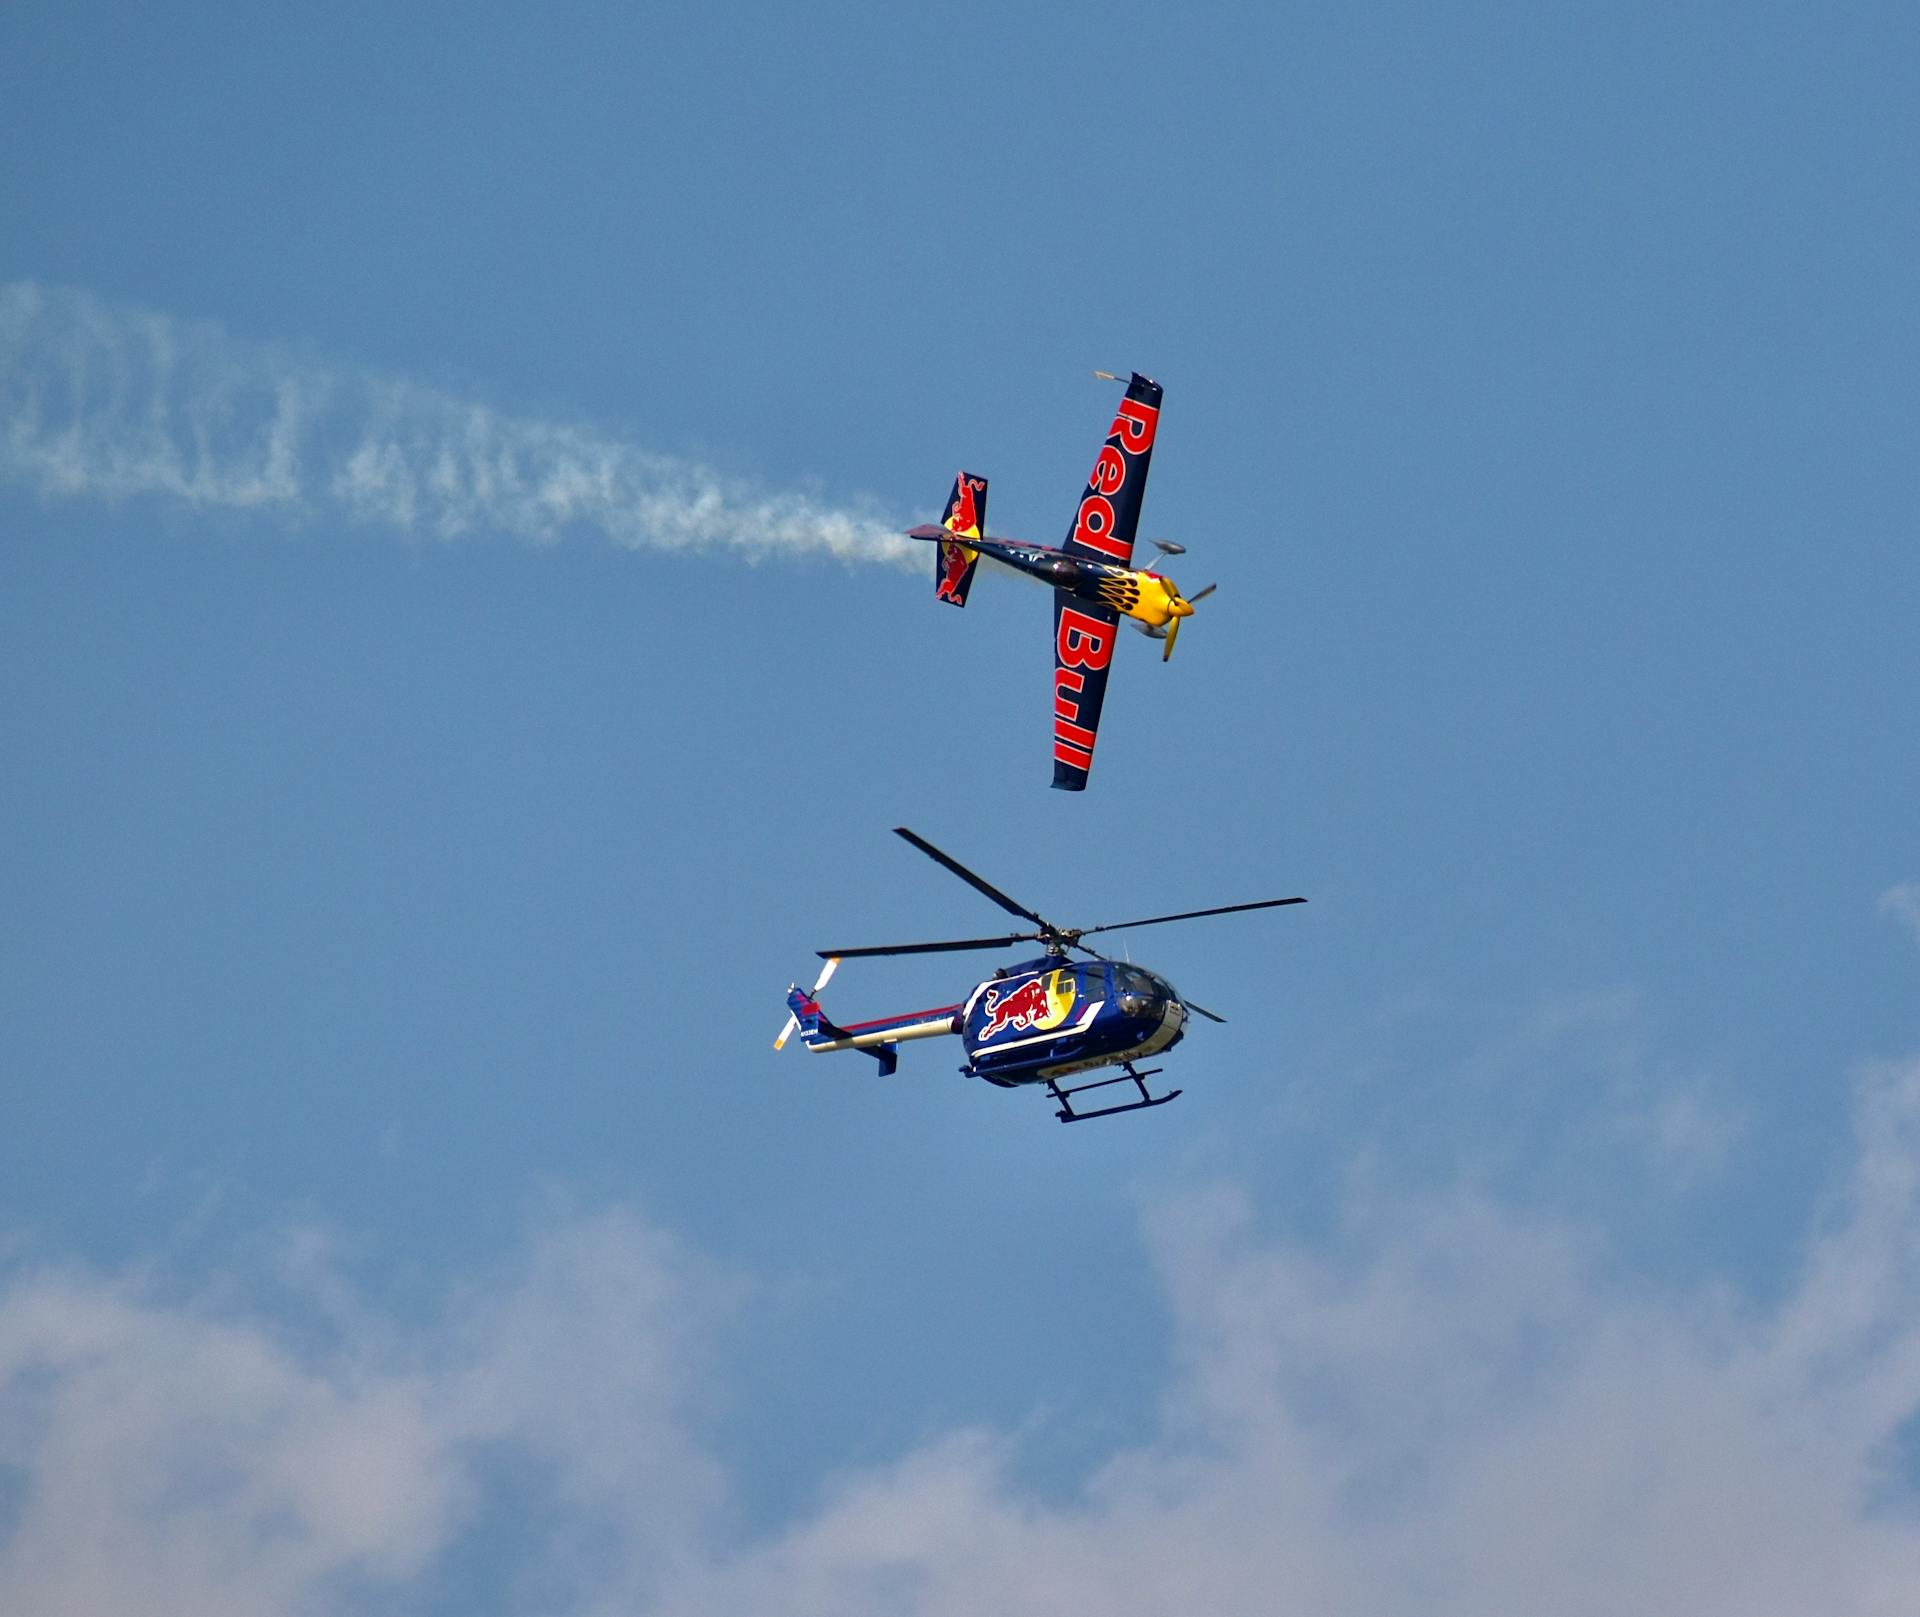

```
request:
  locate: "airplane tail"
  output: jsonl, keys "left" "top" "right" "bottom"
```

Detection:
{"left": 932, "top": 472, "right": 986, "bottom": 608}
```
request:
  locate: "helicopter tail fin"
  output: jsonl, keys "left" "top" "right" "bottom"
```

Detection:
{"left": 783, "top": 981, "right": 851, "bottom": 1047}
{"left": 776, "top": 959, "right": 845, "bottom": 1050}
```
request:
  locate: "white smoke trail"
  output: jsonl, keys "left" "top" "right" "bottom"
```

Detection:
{"left": 0, "top": 282, "right": 915, "bottom": 568}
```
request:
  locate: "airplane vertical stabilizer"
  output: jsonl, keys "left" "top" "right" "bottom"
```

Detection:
{"left": 933, "top": 472, "right": 986, "bottom": 608}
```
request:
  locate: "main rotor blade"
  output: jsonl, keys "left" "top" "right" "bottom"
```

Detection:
{"left": 1181, "top": 997, "right": 1228, "bottom": 1024}
{"left": 818, "top": 933, "right": 1041, "bottom": 960}
{"left": 892, "top": 827, "right": 1055, "bottom": 931}
{"left": 1080, "top": 896, "right": 1307, "bottom": 938}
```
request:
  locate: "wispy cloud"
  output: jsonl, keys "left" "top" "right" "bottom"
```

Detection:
{"left": 1881, "top": 883, "right": 1920, "bottom": 947}
{"left": 0, "top": 282, "right": 912, "bottom": 567}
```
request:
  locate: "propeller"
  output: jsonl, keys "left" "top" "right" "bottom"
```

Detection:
{"left": 816, "top": 829, "right": 1305, "bottom": 962}
{"left": 1160, "top": 582, "right": 1214, "bottom": 662}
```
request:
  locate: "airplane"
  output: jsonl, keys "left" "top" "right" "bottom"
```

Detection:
{"left": 774, "top": 827, "right": 1304, "bottom": 1122}
{"left": 906, "top": 371, "right": 1214, "bottom": 791}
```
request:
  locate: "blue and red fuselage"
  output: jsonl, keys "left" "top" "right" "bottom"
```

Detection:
{"left": 785, "top": 956, "right": 1188, "bottom": 1087}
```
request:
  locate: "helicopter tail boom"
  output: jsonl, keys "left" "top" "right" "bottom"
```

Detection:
{"left": 780, "top": 983, "right": 962, "bottom": 1074}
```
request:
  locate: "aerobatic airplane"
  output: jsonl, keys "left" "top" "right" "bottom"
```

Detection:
{"left": 905, "top": 371, "right": 1212, "bottom": 791}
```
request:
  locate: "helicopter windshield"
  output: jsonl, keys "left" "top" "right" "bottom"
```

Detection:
{"left": 1112, "top": 964, "right": 1169, "bottom": 1016}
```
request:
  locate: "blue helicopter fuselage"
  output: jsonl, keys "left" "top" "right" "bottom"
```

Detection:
{"left": 958, "top": 955, "right": 1188, "bottom": 1087}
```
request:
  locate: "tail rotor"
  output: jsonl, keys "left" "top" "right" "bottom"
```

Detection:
{"left": 774, "top": 956, "right": 840, "bottom": 1050}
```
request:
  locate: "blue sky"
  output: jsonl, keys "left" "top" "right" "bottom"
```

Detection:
{"left": 3, "top": 4, "right": 1919, "bottom": 1611}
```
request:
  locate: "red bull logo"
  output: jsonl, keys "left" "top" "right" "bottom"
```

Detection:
{"left": 936, "top": 539, "right": 974, "bottom": 603}
{"left": 946, "top": 473, "right": 984, "bottom": 537}
{"left": 977, "top": 969, "right": 1075, "bottom": 1042}
{"left": 1069, "top": 389, "right": 1159, "bottom": 563}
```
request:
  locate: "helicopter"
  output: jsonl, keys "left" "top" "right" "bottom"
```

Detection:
{"left": 774, "top": 828, "right": 1305, "bottom": 1122}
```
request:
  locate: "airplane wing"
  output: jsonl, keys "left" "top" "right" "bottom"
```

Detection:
{"left": 1062, "top": 372, "right": 1162, "bottom": 571}
{"left": 1051, "top": 372, "right": 1162, "bottom": 790}
{"left": 1051, "top": 596, "right": 1121, "bottom": 790}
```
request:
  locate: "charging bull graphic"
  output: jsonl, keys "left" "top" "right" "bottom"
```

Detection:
{"left": 932, "top": 472, "right": 985, "bottom": 608}
{"left": 978, "top": 968, "right": 1076, "bottom": 1042}
{"left": 936, "top": 538, "right": 975, "bottom": 603}
{"left": 947, "top": 473, "right": 984, "bottom": 537}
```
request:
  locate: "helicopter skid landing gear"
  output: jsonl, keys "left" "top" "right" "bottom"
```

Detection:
{"left": 1048, "top": 1065, "right": 1183, "bottom": 1124}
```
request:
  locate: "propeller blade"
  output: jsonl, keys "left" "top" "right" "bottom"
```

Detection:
{"left": 1080, "top": 896, "right": 1307, "bottom": 938}
{"left": 1187, "top": 582, "right": 1217, "bottom": 603}
{"left": 817, "top": 933, "right": 1041, "bottom": 960}
{"left": 1162, "top": 612, "right": 1181, "bottom": 662}
{"left": 892, "top": 827, "right": 1056, "bottom": 931}
{"left": 774, "top": 956, "right": 840, "bottom": 1049}
{"left": 1181, "top": 997, "right": 1227, "bottom": 1024}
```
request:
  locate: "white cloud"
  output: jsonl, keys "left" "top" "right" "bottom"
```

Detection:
{"left": 1880, "top": 884, "right": 1920, "bottom": 947}
{"left": 0, "top": 1267, "right": 457, "bottom": 1617}
{"left": 0, "top": 282, "right": 913, "bottom": 568}
{"left": 653, "top": 1065, "right": 1920, "bottom": 1617}
{"left": 0, "top": 1207, "right": 735, "bottom": 1617}
{"left": 6, "top": 1050, "right": 1920, "bottom": 1614}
